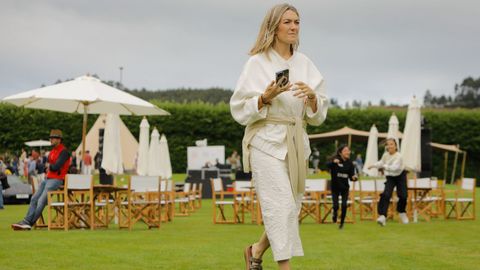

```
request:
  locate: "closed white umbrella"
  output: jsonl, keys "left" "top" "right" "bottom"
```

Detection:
{"left": 159, "top": 134, "right": 172, "bottom": 179}
{"left": 2, "top": 75, "right": 169, "bottom": 156}
{"left": 387, "top": 113, "right": 400, "bottom": 151}
{"left": 401, "top": 96, "right": 422, "bottom": 172}
{"left": 147, "top": 128, "right": 161, "bottom": 176}
{"left": 137, "top": 117, "right": 150, "bottom": 176}
{"left": 101, "top": 114, "right": 123, "bottom": 174}
{"left": 363, "top": 124, "right": 379, "bottom": 177}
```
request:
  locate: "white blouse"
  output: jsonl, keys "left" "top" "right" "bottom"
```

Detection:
{"left": 230, "top": 49, "right": 328, "bottom": 160}
{"left": 372, "top": 152, "right": 405, "bottom": 177}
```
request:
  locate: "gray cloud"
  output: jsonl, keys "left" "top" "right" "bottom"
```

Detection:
{"left": 1, "top": 0, "right": 479, "bottom": 105}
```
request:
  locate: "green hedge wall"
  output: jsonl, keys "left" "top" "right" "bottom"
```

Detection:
{"left": 0, "top": 103, "right": 479, "bottom": 180}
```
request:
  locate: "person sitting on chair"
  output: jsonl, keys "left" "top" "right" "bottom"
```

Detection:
{"left": 11, "top": 129, "right": 71, "bottom": 230}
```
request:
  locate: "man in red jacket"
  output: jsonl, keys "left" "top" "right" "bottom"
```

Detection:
{"left": 12, "top": 129, "right": 71, "bottom": 230}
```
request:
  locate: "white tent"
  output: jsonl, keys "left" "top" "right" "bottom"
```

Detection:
{"left": 75, "top": 114, "right": 138, "bottom": 171}
{"left": 401, "top": 97, "right": 422, "bottom": 172}
{"left": 363, "top": 124, "right": 379, "bottom": 177}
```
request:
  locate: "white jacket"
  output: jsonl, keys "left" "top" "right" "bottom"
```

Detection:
{"left": 230, "top": 49, "right": 328, "bottom": 160}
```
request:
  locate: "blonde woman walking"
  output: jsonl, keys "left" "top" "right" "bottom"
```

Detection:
{"left": 230, "top": 4, "right": 328, "bottom": 269}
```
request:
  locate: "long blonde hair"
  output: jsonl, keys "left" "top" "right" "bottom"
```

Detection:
{"left": 249, "top": 3, "right": 300, "bottom": 56}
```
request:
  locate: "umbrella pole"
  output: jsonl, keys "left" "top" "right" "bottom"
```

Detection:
{"left": 451, "top": 151, "right": 458, "bottom": 184}
{"left": 460, "top": 151, "right": 467, "bottom": 179}
{"left": 81, "top": 105, "right": 88, "bottom": 158}
{"left": 443, "top": 152, "right": 448, "bottom": 182}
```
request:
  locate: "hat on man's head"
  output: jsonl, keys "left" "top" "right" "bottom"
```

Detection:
{"left": 49, "top": 129, "right": 63, "bottom": 139}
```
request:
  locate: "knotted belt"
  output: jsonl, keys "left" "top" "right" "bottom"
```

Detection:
{"left": 242, "top": 116, "right": 307, "bottom": 198}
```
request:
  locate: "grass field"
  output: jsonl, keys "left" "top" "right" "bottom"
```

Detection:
{"left": 1, "top": 175, "right": 479, "bottom": 270}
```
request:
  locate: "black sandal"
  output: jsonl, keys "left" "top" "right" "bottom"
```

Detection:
{"left": 244, "top": 245, "right": 263, "bottom": 270}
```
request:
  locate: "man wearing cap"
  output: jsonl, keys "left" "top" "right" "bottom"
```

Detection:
{"left": 12, "top": 129, "right": 71, "bottom": 230}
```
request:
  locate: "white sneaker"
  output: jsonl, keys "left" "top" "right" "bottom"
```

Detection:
{"left": 399, "top": 212, "right": 409, "bottom": 224}
{"left": 376, "top": 215, "right": 386, "bottom": 226}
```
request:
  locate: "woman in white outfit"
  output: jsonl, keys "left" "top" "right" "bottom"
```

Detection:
{"left": 368, "top": 138, "right": 409, "bottom": 226}
{"left": 230, "top": 4, "right": 328, "bottom": 270}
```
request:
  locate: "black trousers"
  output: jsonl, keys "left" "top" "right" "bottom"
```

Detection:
{"left": 332, "top": 188, "right": 349, "bottom": 223}
{"left": 377, "top": 171, "right": 408, "bottom": 216}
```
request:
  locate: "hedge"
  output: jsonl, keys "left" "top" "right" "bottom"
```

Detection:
{"left": 0, "top": 102, "right": 479, "bottom": 180}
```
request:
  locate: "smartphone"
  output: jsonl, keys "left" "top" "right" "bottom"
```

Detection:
{"left": 275, "top": 69, "right": 289, "bottom": 87}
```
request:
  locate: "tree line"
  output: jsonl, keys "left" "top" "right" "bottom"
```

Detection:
{"left": 424, "top": 76, "right": 480, "bottom": 108}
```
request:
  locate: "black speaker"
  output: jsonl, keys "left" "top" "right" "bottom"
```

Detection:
{"left": 420, "top": 117, "right": 432, "bottom": 178}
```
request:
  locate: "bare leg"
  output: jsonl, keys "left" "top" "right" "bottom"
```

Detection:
{"left": 252, "top": 231, "right": 270, "bottom": 259}
{"left": 278, "top": 260, "right": 290, "bottom": 270}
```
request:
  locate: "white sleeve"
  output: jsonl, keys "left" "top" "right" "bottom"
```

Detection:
{"left": 305, "top": 59, "right": 329, "bottom": 126}
{"left": 230, "top": 58, "right": 268, "bottom": 126}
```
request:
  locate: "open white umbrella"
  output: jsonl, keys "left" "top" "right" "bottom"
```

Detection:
{"left": 25, "top": 140, "right": 51, "bottom": 147}
{"left": 101, "top": 114, "right": 123, "bottom": 174}
{"left": 363, "top": 124, "right": 379, "bottom": 177}
{"left": 137, "top": 117, "right": 150, "bottom": 176}
{"left": 401, "top": 96, "right": 422, "bottom": 172}
{"left": 2, "top": 75, "right": 169, "bottom": 155}
{"left": 159, "top": 134, "right": 172, "bottom": 179}
{"left": 387, "top": 113, "right": 400, "bottom": 151}
{"left": 147, "top": 128, "right": 161, "bottom": 176}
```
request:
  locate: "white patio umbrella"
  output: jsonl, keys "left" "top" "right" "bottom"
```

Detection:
{"left": 387, "top": 113, "right": 400, "bottom": 151}
{"left": 101, "top": 114, "right": 123, "bottom": 174}
{"left": 159, "top": 134, "right": 172, "bottom": 179}
{"left": 401, "top": 96, "right": 422, "bottom": 172}
{"left": 363, "top": 124, "right": 379, "bottom": 177}
{"left": 25, "top": 140, "right": 51, "bottom": 147}
{"left": 147, "top": 128, "right": 161, "bottom": 176}
{"left": 2, "top": 75, "right": 169, "bottom": 156}
{"left": 137, "top": 117, "right": 150, "bottom": 176}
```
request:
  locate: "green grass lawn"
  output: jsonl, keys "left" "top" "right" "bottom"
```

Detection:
{"left": 1, "top": 175, "right": 479, "bottom": 270}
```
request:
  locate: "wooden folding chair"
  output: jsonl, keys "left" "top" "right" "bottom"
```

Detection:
{"left": 234, "top": 180, "right": 254, "bottom": 224}
{"left": 299, "top": 179, "right": 327, "bottom": 224}
{"left": 127, "top": 176, "right": 162, "bottom": 229}
{"left": 195, "top": 183, "right": 203, "bottom": 209}
{"left": 211, "top": 178, "right": 239, "bottom": 224}
{"left": 409, "top": 177, "right": 434, "bottom": 221}
{"left": 444, "top": 178, "right": 476, "bottom": 220}
{"left": 359, "top": 180, "right": 377, "bottom": 220}
{"left": 429, "top": 179, "right": 445, "bottom": 218}
{"left": 174, "top": 183, "right": 192, "bottom": 216}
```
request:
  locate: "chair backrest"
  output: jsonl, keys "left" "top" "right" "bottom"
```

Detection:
{"left": 431, "top": 179, "right": 438, "bottom": 189}
{"left": 407, "top": 179, "right": 415, "bottom": 188}
{"left": 234, "top": 181, "right": 252, "bottom": 192}
{"left": 166, "top": 180, "right": 174, "bottom": 192}
{"left": 349, "top": 180, "right": 357, "bottom": 191}
{"left": 461, "top": 178, "right": 475, "bottom": 191}
{"left": 360, "top": 180, "right": 376, "bottom": 192}
{"left": 183, "top": 183, "right": 191, "bottom": 193}
{"left": 375, "top": 179, "right": 386, "bottom": 192}
{"left": 191, "top": 183, "right": 197, "bottom": 193}
{"left": 415, "top": 178, "right": 431, "bottom": 188}
{"left": 305, "top": 179, "right": 327, "bottom": 192}
{"left": 66, "top": 174, "right": 92, "bottom": 190}
{"left": 212, "top": 178, "right": 223, "bottom": 192}
{"left": 130, "top": 176, "right": 159, "bottom": 192}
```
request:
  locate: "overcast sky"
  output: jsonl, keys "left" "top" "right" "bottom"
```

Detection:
{"left": 1, "top": 0, "right": 479, "bottom": 105}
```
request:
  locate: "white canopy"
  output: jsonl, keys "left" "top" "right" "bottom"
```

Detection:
{"left": 401, "top": 97, "right": 422, "bottom": 172}
{"left": 25, "top": 140, "right": 51, "bottom": 147}
{"left": 363, "top": 124, "right": 379, "bottom": 176}
{"left": 2, "top": 75, "right": 169, "bottom": 156}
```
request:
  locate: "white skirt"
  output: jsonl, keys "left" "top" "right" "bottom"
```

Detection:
{"left": 250, "top": 146, "right": 304, "bottom": 261}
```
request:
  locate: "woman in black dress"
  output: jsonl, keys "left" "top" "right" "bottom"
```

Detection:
{"left": 326, "top": 145, "right": 358, "bottom": 229}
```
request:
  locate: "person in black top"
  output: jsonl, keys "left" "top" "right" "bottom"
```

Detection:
{"left": 326, "top": 145, "right": 358, "bottom": 229}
